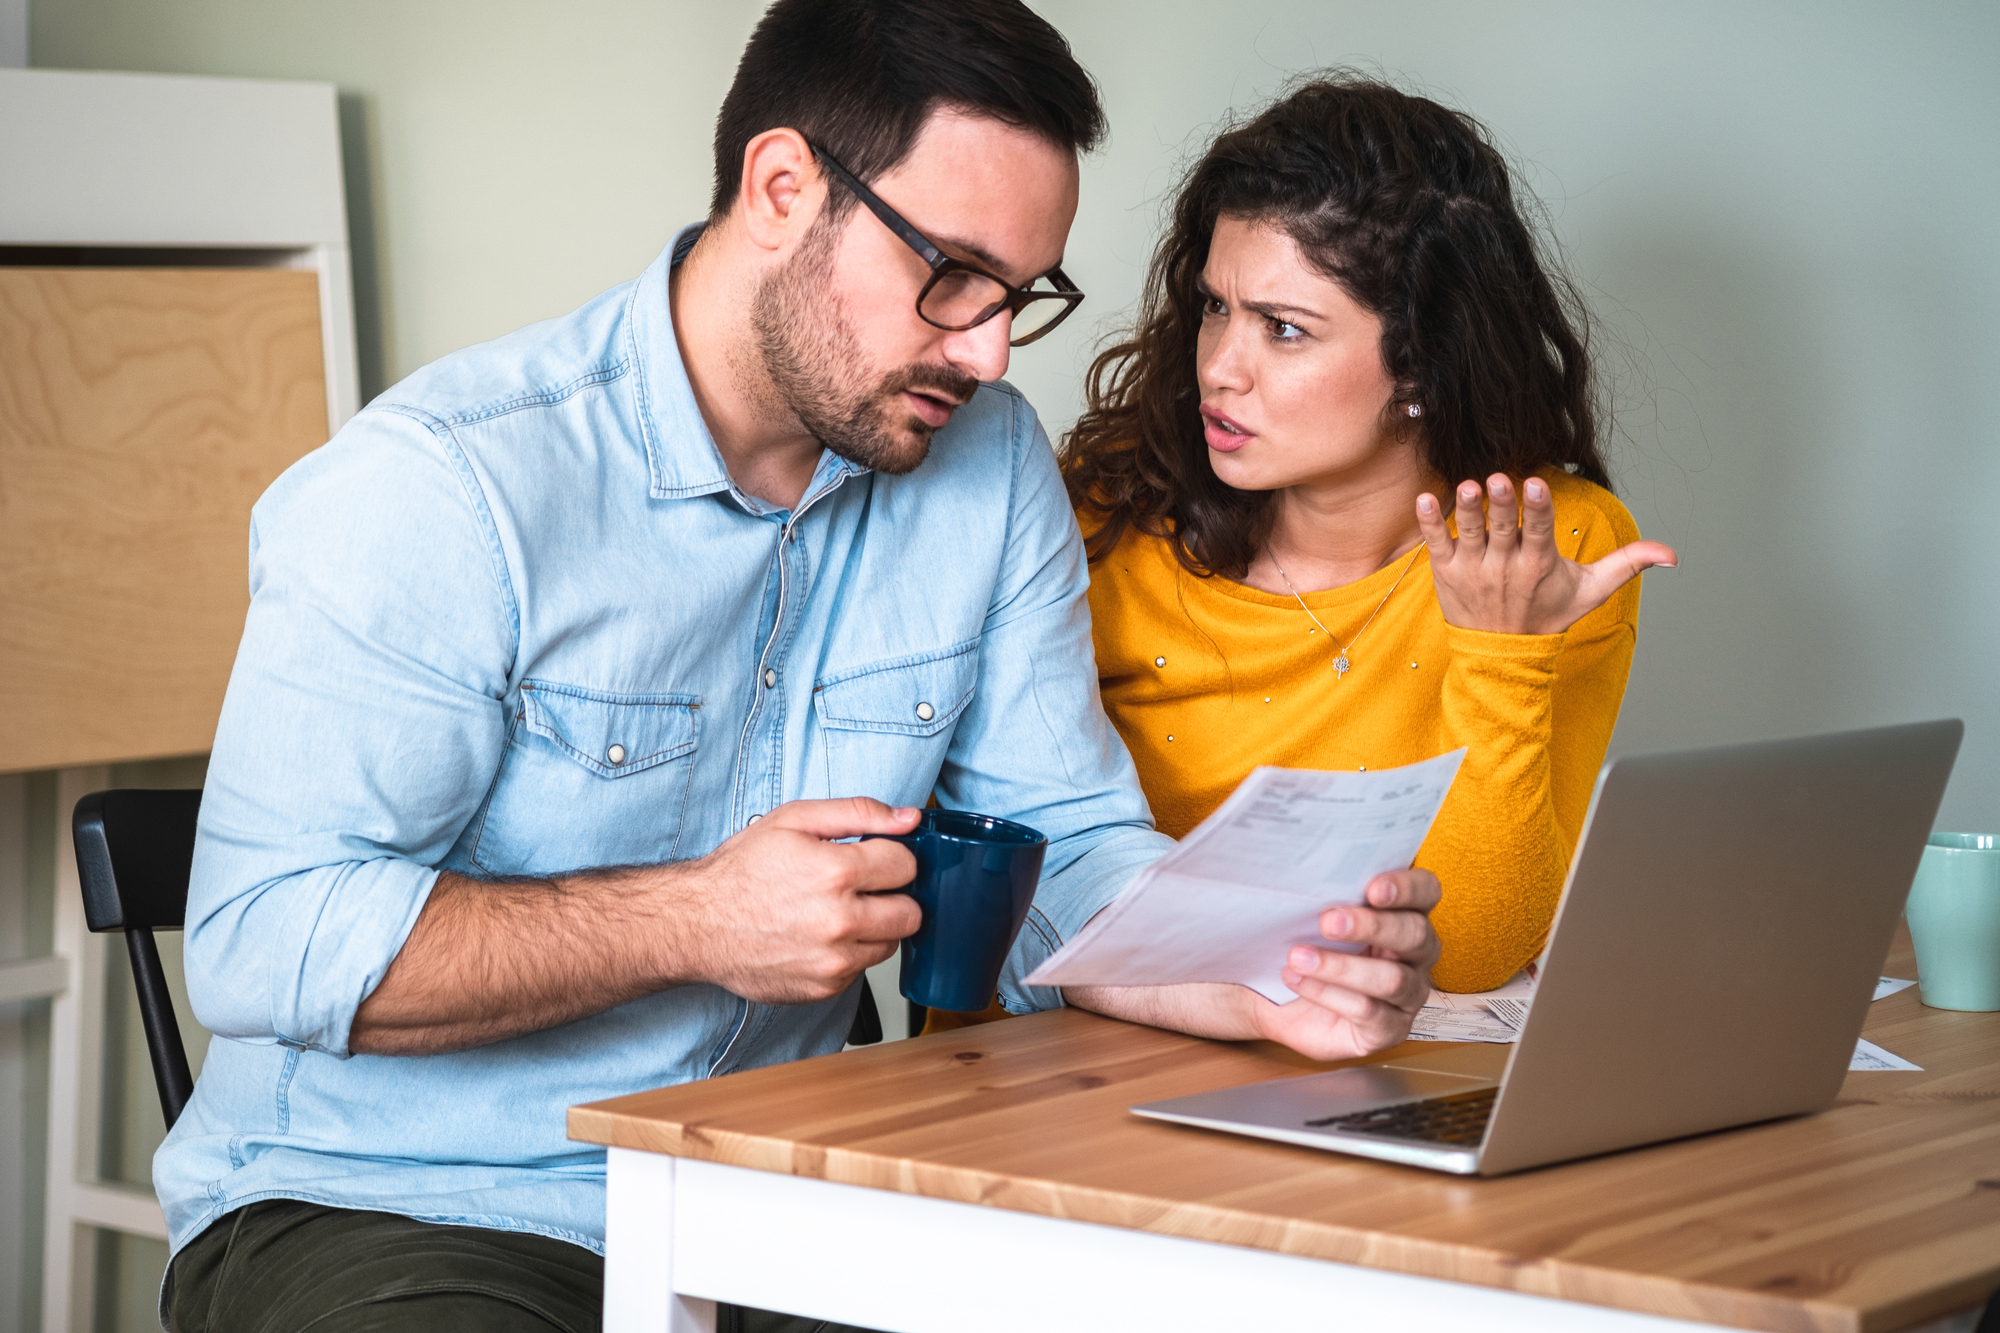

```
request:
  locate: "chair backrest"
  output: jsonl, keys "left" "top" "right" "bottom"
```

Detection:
{"left": 74, "top": 788, "right": 201, "bottom": 932}
{"left": 72, "top": 788, "right": 202, "bottom": 1128}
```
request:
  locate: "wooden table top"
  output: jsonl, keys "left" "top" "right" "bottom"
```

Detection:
{"left": 571, "top": 927, "right": 2000, "bottom": 1333}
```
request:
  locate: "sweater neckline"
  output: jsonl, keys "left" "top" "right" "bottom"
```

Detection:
{"left": 1192, "top": 542, "right": 1433, "bottom": 613}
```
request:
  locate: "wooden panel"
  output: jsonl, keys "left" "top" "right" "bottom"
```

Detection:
{"left": 0, "top": 268, "right": 327, "bottom": 773}
{"left": 573, "top": 927, "right": 2000, "bottom": 1333}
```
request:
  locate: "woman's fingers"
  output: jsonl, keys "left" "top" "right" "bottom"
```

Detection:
{"left": 1574, "top": 539, "right": 1680, "bottom": 616}
{"left": 1485, "top": 473, "right": 1517, "bottom": 541}
{"left": 1453, "top": 480, "right": 1488, "bottom": 555}
{"left": 1430, "top": 474, "right": 1673, "bottom": 636}
{"left": 1415, "top": 493, "right": 1455, "bottom": 565}
{"left": 1520, "top": 476, "right": 1558, "bottom": 550}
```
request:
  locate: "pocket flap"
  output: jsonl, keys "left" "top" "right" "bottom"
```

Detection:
{"left": 520, "top": 681, "right": 700, "bottom": 778}
{"left": 815, "top": 643, "right": 978, "bottom": 738}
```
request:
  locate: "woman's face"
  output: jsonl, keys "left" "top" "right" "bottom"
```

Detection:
{"left": 1194, "top": 216, "right": 1407, "bottom": 494}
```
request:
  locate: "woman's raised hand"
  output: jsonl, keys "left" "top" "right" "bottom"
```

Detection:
{"left": 1416, "top": 474, "right": 1677, "bottom": 637}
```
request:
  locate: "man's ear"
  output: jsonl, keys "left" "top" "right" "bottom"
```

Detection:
{"left": 737, "top": 128, "right": 823, "bottom": 254}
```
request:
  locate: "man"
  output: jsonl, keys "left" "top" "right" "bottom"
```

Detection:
{"left": 163, "top": 1, "right": 1443, "bottom": 1328}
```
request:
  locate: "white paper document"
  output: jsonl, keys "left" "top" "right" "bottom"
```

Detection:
{"left": 1873, "top": 976, "right": 1917, "bottom": 1001}
{"left": 1408, "top": 1006, "right": 1520, "bottom": 1043}
{"left": 1025, "top": 750, "right": 1466, "bottom": 1003}
{"left": 1850, "top": 1038, "right": 1921, "bottom": 1071}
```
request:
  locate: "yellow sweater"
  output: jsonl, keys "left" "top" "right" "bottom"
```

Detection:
{"left": 1084, "top": 470, "right": 1641, "bottom": 993}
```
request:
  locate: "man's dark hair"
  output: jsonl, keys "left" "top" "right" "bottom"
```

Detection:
{"left": 710, "top": 0, "right": 1105, "bottom": 219}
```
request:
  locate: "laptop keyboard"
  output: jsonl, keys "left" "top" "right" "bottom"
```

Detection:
{"left": 1305, "top": 1086, "right": 1497, "bottom": 1145}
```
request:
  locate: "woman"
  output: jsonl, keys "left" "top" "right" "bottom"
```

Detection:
{"left": 1064, "top": 76, "right": 1676, "bottom": 994}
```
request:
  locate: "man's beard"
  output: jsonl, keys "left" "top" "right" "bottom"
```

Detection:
{"left": 752, "top": 223, "right": 979, "bottom": 477}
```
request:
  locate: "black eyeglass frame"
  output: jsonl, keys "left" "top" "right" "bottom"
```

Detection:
{"left": 809, "top": 142, "right": 1084, "bottom": 347}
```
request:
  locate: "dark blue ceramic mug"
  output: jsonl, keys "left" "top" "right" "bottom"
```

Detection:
{"left": 868, "top": 809, "right": 1048, "bottom": 1013}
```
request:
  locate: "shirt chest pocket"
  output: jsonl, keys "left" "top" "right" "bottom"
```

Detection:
{"left": 813, "top": 642, "right": 977, "bottom": 804}
{"left": 520, "top": 682, "right": 700, "bottom": 776}
{"left": 469, "top": 680, "right": 702, "bottom": 875}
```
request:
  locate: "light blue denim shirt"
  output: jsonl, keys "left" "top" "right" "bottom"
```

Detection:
{"left": 158, "top": 227, "right": 1171, "bottom": 1258}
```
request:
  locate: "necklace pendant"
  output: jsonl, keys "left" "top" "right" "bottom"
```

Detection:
{"left": 1334, "top": 654, "right": 1351, "bottom": 678}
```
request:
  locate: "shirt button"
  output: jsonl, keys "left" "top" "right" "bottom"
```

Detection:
{"left": 747, "top": 813, "right": 762, "bottom": 825}
{"left": 915, "top": 702, "right": 935, "bottom": 722}
{"left": 606, "top": 744, "right": 627, "bottom": 766}
{"left": 763, "top": 668, "right": 777, "bottom": 688}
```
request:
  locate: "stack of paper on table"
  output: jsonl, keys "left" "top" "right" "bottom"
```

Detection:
{"left": 1413, "top": 968, "right": 1925, "bottom": 1070}
{"left": 1409, "top": 967, "right": 1535, "bottom": 1043}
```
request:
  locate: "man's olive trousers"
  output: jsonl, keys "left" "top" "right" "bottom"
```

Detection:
{"left": 169, "top": 1198, "right": 877, "bottom": 1333}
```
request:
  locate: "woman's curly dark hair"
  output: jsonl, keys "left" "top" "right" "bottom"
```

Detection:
{"left": 1062, "top": 73, "right": 1612, "bottom": 578}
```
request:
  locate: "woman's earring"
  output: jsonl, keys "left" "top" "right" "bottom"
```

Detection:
{"left": 1406, "top": 403, "right": 1423, "bottom": 418}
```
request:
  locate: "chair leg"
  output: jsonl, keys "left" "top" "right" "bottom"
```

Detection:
{"left": 844, "top": 974, "right": 883, "bottom": 1046}
{"left": 126, "top": 928, "right": 195, "bottom": 1129}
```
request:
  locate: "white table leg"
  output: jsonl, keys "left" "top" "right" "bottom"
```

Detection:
{"left": 605, "top": 1148, "right": 716, "bottom": 1333}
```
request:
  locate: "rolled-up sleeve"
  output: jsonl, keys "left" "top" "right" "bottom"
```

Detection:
{"left": 934, "top": 392, "right": 1172, "bottom": 1014}
{"left": 186, "top": 406, "right": 519, "bottom": 1057}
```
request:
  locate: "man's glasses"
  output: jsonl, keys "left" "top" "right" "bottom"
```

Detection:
{"left": 810, "top": 142, "right": 1084, "bottom": 348}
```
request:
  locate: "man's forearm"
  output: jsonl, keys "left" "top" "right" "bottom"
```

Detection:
{"left": 1062, "top": 982, "right": 1264, "bottom": 1041}
{"left": 350, "top": 866, "right": 683, "bottom": 1056}
{"left": 346, "top": 800, "right": 924, "bottom": 1057}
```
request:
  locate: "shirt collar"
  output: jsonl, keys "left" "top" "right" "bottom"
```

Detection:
{"left": 630, "top": 223, "right": 872, "bottom": 509}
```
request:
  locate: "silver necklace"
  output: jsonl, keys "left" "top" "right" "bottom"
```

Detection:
{"left": 1268, "top": 543, "right": 1424, "bottom": 680}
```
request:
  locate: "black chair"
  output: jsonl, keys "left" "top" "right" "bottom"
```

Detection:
{"left": 73, "top": 788, "right": 203, "bottom": 1130}
{"left": 71, "top": 787, "right": 892, "bottom": 1130}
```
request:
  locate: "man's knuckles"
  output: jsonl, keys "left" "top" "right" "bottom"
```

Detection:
{"left": 836, "top": 794, "right": 897, "bottom": 827}
{"left": 1325, "top": 905, "right": 1426, "bottom": 949}
{"left": 852, "top": 844, "right": 918, "bottom": 892}
{"left": 803, "top": 954, "right": 859, "bottom": 991}
{"left": 1351, "top": 916, "right": 1435, "bottom": 960}
{"left": 1300, "top": 949, "right": 1416, "bottom": 998}
{"left": 864, "top": 896, "right": 922, "bottom": 938}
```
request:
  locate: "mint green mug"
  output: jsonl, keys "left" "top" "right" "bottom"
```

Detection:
{"left": 1905, "top": 833, "right": 2000, "bottom": 1011}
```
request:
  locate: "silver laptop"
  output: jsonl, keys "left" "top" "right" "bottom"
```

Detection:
{"left": 1131, "top": 721, "right": 1962, "bottom": 1175}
